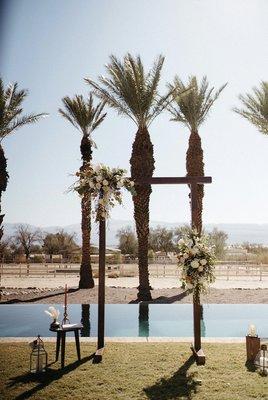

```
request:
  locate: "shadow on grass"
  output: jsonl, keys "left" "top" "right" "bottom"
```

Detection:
{"left": 245, "top": 360, "right": 257, "bottom": 372}
{"left": 8, "top": 353, "right": 95, "bottom": 400}
{"left": 129, "top": 289, "right": 191, "bottom": 304}
{"left": 144, "top": 355, "right": 200, "bottom": 400}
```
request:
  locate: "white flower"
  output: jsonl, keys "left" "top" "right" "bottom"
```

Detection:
{"left": 89, "top": 182, "right": 95, "bottom": 188}
{"left": 191, "top": 247, "right": 199, "bottom": 255}
{"left": 102, "top": 179, "right": 109, "bottom": 186}
{"left": 198, "top": 266, "right": 203, "bottom": 272}
{"left": 200, "top": 259, "right": 207, "bottom": 265}
{"left": 191, "top": 260, "right": 199, "bottom": 269}
{"left": 184, "top": 252, "right": 189, "bottom": 259}
{"left": 117, "top": 181, "right": 123, "bottom": 188}
{"left": 96, "top": 176, "right": 102, "bottom": 182}
{"left": 96, "top": 183, "right": 101, "bottom": 189}
{"left": 178, "top": 239, "right": 184, "bottom": 245}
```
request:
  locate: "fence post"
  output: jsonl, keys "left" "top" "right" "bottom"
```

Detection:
{"left": 227, "top": 266, "right": 230, "bottom": 281}
{"left": 259, "top": 266, "right": 262, "bottom": 281}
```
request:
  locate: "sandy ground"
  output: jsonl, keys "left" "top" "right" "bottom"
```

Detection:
{"left": 1, "top": 276, "right": 268, "bottom": 303}
{"left": 2, "top": 275, "right": 268, "bottom": 289}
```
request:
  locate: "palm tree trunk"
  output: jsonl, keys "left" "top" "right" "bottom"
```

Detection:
{"left": 79, "top": 135, "right": 94, "bottom": 289}
{"left": 186, "top": 130, "right": 204, "bottom": 234}
{"left": 0, "top": 144, "right": 8, "bottom": 241}
{"left": 130, "top": 126, "right": 155, "bottom": 301}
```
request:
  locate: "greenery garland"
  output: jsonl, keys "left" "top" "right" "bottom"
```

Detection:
{"left": 73, "top": 164, "right": 135, "bottom": 221}
{"left": 177, "top": 229, "right": 216, "bottom": 294}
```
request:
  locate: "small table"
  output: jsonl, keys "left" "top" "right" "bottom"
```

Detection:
{"left": 50, "top": 323, "right": 83, "bottom": 368}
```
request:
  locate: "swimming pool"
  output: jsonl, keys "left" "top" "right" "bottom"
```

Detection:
{"left": 0, "top": 304, "right": 267, "bottom": 337}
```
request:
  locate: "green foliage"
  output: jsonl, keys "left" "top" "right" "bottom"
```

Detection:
{"left": 0, "top": 78, "right": 47, "bottom": 141}
{"left": 59, "top": 93, "right": 106, "bottom": 138}
{"left": 148, "top": 249, "right": 155, "bottom": 259}
{"left": 234, "top": 81, "right": 268, "bottom": 134}
{"left": 116, "top": 226, "right": 138, "bottom": 255}
{"left": 42, "top": 230, "right": 79, "bottom": 260}
{"left": 168, "top": 76, "right": 227, "bottom": 131}
{"left": 148, "top": 226, "right": 175, "bottom": 254}
{"left": 207, "top": 227, "right": 228, "bottom": 259}
{"left": 173, "top": 224, "right": 193, "bottom": 243}
{"left": 85, "top": 53, "right": 174, "bottom": 127}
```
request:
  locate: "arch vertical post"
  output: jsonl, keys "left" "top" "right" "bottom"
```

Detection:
{"left": 94, "top": 217, "right": 106, "bottom": 362}
{"left": 190, "top": 181, "right": 205, "bottom": 365}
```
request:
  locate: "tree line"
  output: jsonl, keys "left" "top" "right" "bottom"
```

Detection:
{"left": 117, "top": 225, "right": 228, "bottom": 260}
{"left": 0, "top": 224, "right": 78, "bottom": 263}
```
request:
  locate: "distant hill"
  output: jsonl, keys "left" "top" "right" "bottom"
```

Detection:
{"left": 4, "top": 221, "right": 268, "bottom": 247}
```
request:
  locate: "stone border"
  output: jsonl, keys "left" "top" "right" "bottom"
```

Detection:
{"left": 0, "top": 336, "right": 245, "bottom": 343}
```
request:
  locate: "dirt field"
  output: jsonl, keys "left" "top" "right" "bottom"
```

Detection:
{"left": 1, "top": 285, "right": 268, "bottom": 304}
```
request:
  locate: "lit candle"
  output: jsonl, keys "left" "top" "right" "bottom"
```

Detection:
{"left": 248, "top": 324, "right": 257, "bottom": 337}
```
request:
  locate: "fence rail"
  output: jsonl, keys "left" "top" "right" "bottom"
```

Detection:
{"left": 1, "top": 262, "right": 268, "bottom": 281}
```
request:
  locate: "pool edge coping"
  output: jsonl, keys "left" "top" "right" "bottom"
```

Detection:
{"left": 0, "top": 337, "right": 245, "bottom": 343}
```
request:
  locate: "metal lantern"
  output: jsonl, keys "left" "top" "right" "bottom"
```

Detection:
{"left": 30, "top": 335, "right": 48, "bottom": 373}
{"left": 254, "top": 344, "right": 268, "bottom": 376}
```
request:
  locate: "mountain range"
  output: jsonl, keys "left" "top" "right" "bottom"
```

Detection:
{"left": 4, "top": 221, "right": 268, "bottom": 247}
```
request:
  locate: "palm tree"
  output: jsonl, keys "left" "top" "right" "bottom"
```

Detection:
{"left": 233, "top": 81, "right": 268, "bottom": 134}
{"left": 59, "top": 93, "right": 106, "bottom": 289}
{"left": 168, "top": 76, "right": 227, "bottom": 234}
{"left": 85, "top": 54, "right": 176, "bottom": 300}
{"left": 0, "top": 78, "right": 47, "bottom": 241}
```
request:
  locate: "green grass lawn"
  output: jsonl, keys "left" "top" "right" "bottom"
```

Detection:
{"left": 0, "top": 343, "right": 267, "bottom": 400}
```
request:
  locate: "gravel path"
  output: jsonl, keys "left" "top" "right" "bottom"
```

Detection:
{"left": 1, "top": 286, "right": 268, "bottom": 304}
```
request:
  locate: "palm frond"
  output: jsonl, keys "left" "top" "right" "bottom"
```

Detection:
{"left": 0, "top": 78, "right": 47, "bottom": 141}
{"left": 59, "top": 92, "right": 107, "bottom": 136}
{"left": 233, "top": 81, "right": 268, "bottom": 134}
{"left": 85, "top": 53, "right": 170, "bottom": 127}
{"left": 168, "top": 76, "right": 227, "bottom": 131}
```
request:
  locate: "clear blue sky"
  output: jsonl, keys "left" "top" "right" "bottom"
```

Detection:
{"left": 1, "top": 0, "right": 268, "bottom": 227}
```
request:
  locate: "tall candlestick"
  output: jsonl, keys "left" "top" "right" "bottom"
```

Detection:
{"left": 64, "top": 284, "right": 67, "bottom": 308}
{"left": 62, "top": 284, "right": 69, "bottom": 325}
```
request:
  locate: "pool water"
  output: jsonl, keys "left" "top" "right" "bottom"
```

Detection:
{"left": 0, "top": 304, "right": 267, "bottom": 338}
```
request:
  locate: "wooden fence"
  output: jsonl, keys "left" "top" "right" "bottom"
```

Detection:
{"left": 1, "top": 262, "right": 268, "bottom": 281}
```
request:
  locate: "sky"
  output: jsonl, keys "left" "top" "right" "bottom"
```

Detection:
{"left": 1, "top": 0, "right": 268, "bottom": 227}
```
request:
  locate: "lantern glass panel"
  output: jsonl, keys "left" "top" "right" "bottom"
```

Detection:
{"left": 254, "top": 344, "right": 268, "bottom": 375}
{"left": 30, "top": 336, "right": 48, "bottom": 373}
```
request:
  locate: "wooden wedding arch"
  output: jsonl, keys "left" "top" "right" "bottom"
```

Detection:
{"left": 94, "top": 175, "right": 212, "bottom": 365}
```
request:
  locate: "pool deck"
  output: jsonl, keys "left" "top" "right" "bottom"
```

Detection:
{"left": 0, "top": 336, "right": 245, "bottom": 343}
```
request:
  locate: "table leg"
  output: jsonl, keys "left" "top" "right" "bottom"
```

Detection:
{"left": 74, "top": 329, "right": 81, "bottom": 360}
{"left": 61, "top": 331, "right": 66, "bottom": 369}
{"left": 56, "top": 332, "right": 61, "bottom": 361}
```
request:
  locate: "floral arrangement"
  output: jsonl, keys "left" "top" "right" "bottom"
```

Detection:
{"left": 73, "top": 163, "right": 135, "bottom": 221}
{"left": 44, "top": 306, "right": 60, "bottom": 321}
{"left": 177, "top": 229, "right": 216, "bottom": 294}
